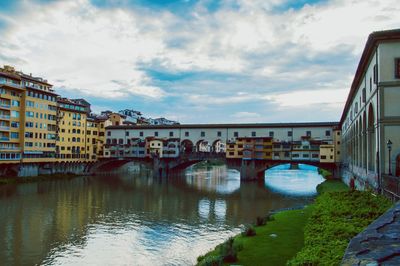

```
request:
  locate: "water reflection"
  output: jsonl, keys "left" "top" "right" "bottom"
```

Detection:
{"left": 185, "top": 164, "right": 241, "bottom": 194}
{"left": 0, "top": 162, "right": 320, "bottom": 265}
{"left": 265, "top": 164, "right": 325, "bottom": 196}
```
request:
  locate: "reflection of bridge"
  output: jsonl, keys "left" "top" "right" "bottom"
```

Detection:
{"left": 93, "top": 152, "right": 338, "bottom": 181}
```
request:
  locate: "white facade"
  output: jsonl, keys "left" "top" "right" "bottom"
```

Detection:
{"left": 340, "top": 30, "right": 400, "bottom": 191}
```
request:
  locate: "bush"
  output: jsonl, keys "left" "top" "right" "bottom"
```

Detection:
{"left": 197, "top": 255, "right": 222, "bottom": 266}
{"left": 242, "top": 225, "right": 256, "bottom": 237}
{"left": 287, "top": 191, "right": 392, "bottom": 265}
{"left": 256, "top": 216, "right": 266, "bottom": 226}
{"left": 220, "top": 237, "right": 243, "bottom": 263}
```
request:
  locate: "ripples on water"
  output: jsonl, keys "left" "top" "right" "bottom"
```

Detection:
{"left": 0, "top": 162, "right": 325, "bottom": 265}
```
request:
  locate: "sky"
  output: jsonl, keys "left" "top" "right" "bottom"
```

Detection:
{"left": 0, "top": 0, "right": 399, "bottom": 124}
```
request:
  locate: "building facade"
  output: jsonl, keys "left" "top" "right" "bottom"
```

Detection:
{"left": 340, "top": 29, "right": 400, "bottom": 194}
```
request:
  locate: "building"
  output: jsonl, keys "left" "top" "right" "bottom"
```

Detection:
{"left": 0, "top": 65, "right": 58, "bottom": 164}
{"left": 340, "top": 29, "right": 400, "bottom": 193}
{"left": 56, "top": 98, "right": 89, "bottom": 162}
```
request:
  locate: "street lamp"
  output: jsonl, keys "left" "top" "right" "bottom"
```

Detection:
{"left": 387, "top": 139, "right": 393, "bottom": 175}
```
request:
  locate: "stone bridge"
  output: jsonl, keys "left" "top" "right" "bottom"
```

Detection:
{"left": 91, "top": 153, "right": 339, "bottom": 181}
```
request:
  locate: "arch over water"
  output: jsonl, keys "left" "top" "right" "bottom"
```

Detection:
{"left": 265, "top": 163, "right": 325, "bottom": 196}
{"left": 212, "top": 139, "right": 225, "bottom": 153}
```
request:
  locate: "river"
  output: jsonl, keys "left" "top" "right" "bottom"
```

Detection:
{"left": 0, "top": 163, "right": 324, "bottom": 265}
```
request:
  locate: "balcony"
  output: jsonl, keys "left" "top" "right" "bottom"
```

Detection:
{"left": 0, "top": 80, "right": 22, "bottom": 89}
{"left": 0, "top": 136, "right": 10, "bottom": 141}
{"left": 0, "top": 103, "right": 10, "bottom": 109}
{"left": 0, "top": 125, "right": 10, "bottom": 131}
{"left": 0, "top": 114, "right": 10, "bottom": 120}
{"left": 0, "top": 146, "right": 20, "bottom": 150}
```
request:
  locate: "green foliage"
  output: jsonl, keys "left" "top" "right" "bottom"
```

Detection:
{"left": 197, "top": 255, "right": 222, "bottom": 266}
{"left": 287, "top": 191, "right": 392, "bottom": 266}
{"left": 242, "top": 225, "right": 256, "bottom": 237}
{"left": 316, "top": 180, "right": 349, "bottom": 194}
{"left": 318, "top": 168, "right": 333, "bottom": 179}
{"left": 220, "top": 237, "right": 242, "bottom": 263}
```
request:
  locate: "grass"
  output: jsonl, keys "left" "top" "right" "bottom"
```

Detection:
{"left": 197, "top": 180, "right": 392, "bottom": 266}
{"left": 197, "top": 207, "right": 313, "bottom": 266}
{"left": 0, "top": 173, "right": 80, "bottom": 185}
{"left": 318, "top": 168, "right": 333, "bottom": 179}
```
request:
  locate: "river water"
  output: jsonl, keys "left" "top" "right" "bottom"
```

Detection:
{"left": 0, "top": 163, "right": 324, "bottom": 265}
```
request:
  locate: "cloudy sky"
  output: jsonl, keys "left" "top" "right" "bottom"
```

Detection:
{"left": 0, "top": 0, "right": 399, "bottom": 123}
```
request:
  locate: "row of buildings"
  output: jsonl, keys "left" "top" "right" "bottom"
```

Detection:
{"left": 0, "top": 65, "right": 124, "bottom": 165}
{"left": 104, "top": 124, "right": 342, "bottom": 163}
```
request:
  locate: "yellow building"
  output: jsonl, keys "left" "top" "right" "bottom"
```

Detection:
{"left": 56, "top": 98, "right": 89, "bottom": 162}
{"left": 320, "top": 144, "right": 335, "bottom": 163}
{"left": 0, "top": 65, "right": 58, "bottom": 164}
{"left": 225, "top": 137, "right": 273, "bottom": 159}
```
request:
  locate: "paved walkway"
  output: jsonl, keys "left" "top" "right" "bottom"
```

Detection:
{"left": 342, "top": 202, "right": 400, "bottom": 265}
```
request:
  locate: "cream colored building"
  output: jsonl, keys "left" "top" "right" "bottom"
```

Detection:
{"left": 340, "top": 29, "right": 400, "bottom": 192}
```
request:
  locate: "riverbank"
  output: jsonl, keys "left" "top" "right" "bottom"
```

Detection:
{"left": 196, "top": 180, "right": 392, "bottom": 265}
{"left": 0, "top": 173, "right": 84, "bottom": 186}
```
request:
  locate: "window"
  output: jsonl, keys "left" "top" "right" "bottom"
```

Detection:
{"left": 140, "top": 131, "right": 143, "bottom": 137}
{"left": 303, "top": 154, "right": 309, "bottom": 158}
{"left": 306, "top": 131, "right": 311, "bottom": 137}
{"left": 321, "top": 155, "right": 327, "bottom": 159}
{"left": 155, "top": 131, "right": 158, "bottom": 137}
{"left": 119, "top": 139, "right": 123, "bottom": 144}
{"left": 396, "top": 58, "right": 400, "bottom": 78}
{"left": 185, "top": 131, "right": 189, "bottom": 137}
{"left": 10, "top": 132, "right": 19, "bottom": 139}
{"left": 11, "top": 111, "right": 19, "bottom": 118}
{"left": 325, "top": 130, "right": 331, "bottom": 136}
{"left": 373, "top": 64, "right": 378, "bottom": 84}
{"left": 201, "top": 131, "right": 205, "bottom": 137}
{"left": 26, "top": 111, "right": 34, "bottom": 118}
{"left": 288, "top": 131, "right": 292, "bottom": 137}
{"left": 169, "top": 131, "right": 173, "bottom": 137}
{"left": 107, "top": 131, "right": 111, "bottom": 136}
{"left": 125, "top": 131, "right": 129, "bottom": 137}
{"left": 234, "top": 132, "right": 239, "bottom": 137}
{"left": 251, "top": 131, "right": 256, "bottom": 137}
{"left": 11, "top": 122, "right": 19, "bottom": 128}
{"left": 362, "top": 87, "right": 366, "bottom": 103}
{"left": 11, "top": 100, "right": 19, "bottom": 107}
{"left": 269, "top": 131, "right": 274, "bottom": 137}
{"left": 217, "top": 131, "right": 221, "bottom": 137}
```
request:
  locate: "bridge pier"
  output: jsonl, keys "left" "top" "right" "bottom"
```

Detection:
{"left": 240, "top": 160, "right": 265, "bottom": 181}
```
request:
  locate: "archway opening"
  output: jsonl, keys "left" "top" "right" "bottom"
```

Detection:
{"left": 265, "top": 163, "right": 325, "bottom": 196}
{"left": 181, "top": 139, "right": 194, "bottom": 154}
{"left": 367, "top": 104, "right": 375, "bottom": 171}
{"left": 212, "top": 139, "right": 225, "bottom": 153}
{"left": 196, "top": 140, "right": 210, "bottom": 152}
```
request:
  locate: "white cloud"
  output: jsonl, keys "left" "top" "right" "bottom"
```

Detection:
{"left": 0, "top": 0, "right": 399, "bottom": 122}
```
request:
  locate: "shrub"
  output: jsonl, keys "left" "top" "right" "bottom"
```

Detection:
{"left": 288, "top": 191, "right": 392, "bottom": 265}
{"left": 242, "top": 225, "right": 256, "bottom": 237}
{"left": 197, "top": 255, "right": 222, "bottom": 266}
{"left": 256, "top": 216, "right": 267, "bottom": 226}
{"left": 220, "top": 237, "right": 242, "bottom": 263}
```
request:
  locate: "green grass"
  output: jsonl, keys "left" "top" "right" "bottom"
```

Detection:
{"left": 318, "top": 168, "right": 333, "bottom": 179}
{"left": 316, "top": 179, "right": 349, "bottom": 194}
{"left": 197, "top": 208, "right": 312, "bottom": 266}
{"left": 197, "top": 180, "right": 392, "bottom": 266}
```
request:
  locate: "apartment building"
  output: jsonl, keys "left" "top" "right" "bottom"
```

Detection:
{"left": 0, "top": 65, "right": 58, "bottom": 164}
{"left": 56, "top": 98, "right": 89, "bottom": 162}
